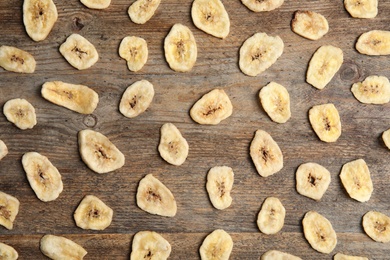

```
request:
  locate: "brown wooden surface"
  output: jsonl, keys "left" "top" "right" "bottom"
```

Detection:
{"left": 0, "top": 0, "right": 389, "bottom": 259}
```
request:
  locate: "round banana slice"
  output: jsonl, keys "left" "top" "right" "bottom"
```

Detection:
{"left": 3, "top": 98, "right": 37, "bottom": 130}
{"left": 351, "top": 75, "right": 390, "bottom": 104}
{"left": 0, "top": 242, "right": 18, "bottom": 259}
{"left": 206, "top": 166, "right": 234, "bottom": 210}
{"left": 309, "top": 103, "right": 341, "bottom": 143}
{"left": 23, "top": 0, "right": 58, "bottom": 41}
{"left": 164, "top": 23, "right": 197, "bottom": 72}
{"left": 296, "top": 162, "right": 331, "bottom": 201}
{"left": 119, "top": 36, "right": 148, "bottom": 72}
{"left": 261, "top": 250, "right": 302, "bottom": 260}
{"left": 199, "top": 229, "right": 233, "bottom": 260}
{"left": 259, "top": 82, "right": 291, "bottom": 123}
{"left": 40, "top": 234, "right": 88, "bottom": 260}
{"left": 128, "top": 0, "right": 161, "bottom": 24}
{"left": 80, "top": 0, "right": 111, "bottom": 9}
{"left": 334, "top": 253, "right": 369, "bottom": 260}
{"left": 74, "top": 195, "right": 113, "bottom": 230}
{"left": 362, "top": 211, "right": 390, "bottom": 243}
{"left": 158, "top": 123, "right": 189, "bottom": 166}
{"left": 0, "top": 192, "right": 20, "bottom": 230}
{"left": 239, "top": 32, "right": 284, "bottom": 77}
{"left": 130, "top": 231, "right": 171, "bottom": 260}
{"left": 119, "top": 80, "right": 154, "bottom": 118}
{"left": 291, "top": 10, "right": 329, "bottom": 40}
{"left": 0, "top": 46, "right": 36, "bottom": 73}
{"left": 382, "top": 128, "right": 390, "bottom": 149}
{"left": 356, "top": 30, "right": 390, "bottom": 56}
{"left": 0, "top": 140, "right": 8, "bottom": 161}
{"left": 257, "top": 197, "right": 285, "bottom": 235}
{"left": 344, "top": 0, "right": 378, "bottom": 19}
{"left": 302, "top": 211, "right": 337, "bottom": 254}
{"left": 241, "top": 0, "right": 284, "bottom": 12}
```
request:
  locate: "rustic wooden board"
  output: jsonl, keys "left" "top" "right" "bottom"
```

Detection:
{"left": 0, "top": 0, "right": 389, "bottom": 259}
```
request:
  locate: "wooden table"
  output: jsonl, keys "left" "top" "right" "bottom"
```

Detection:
{"left": 0, "top": 0, "right": 389, "bottom": 259}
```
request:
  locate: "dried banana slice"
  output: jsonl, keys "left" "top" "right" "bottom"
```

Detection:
{"left": 40, "top": 235, "right": 87, "bottom": 259}
{"left": 351, "top": 75, "right": 390, "bottom": 104}
{"left": 42, "top": 81, "right": 99, "bottom": 114}
{"left": 241, "top": 0, "right": 284, "bottom": 12}
{"left": 362, "top": 211, "right": 390, "bottom": 243}
{"left": 190, "top": 88, "right": 233, "bottom": 125}
{"left": 78, "top": 129, "right": 125, "bottom": 174}
{"left": 259, "top": 82, "right": 291, "bottom": 123}
{"left": 119, "top": 80, "right": 154, "bottom": 118}
{"left": 0, "top": 140, "right": 8, "bottom": 161}
{"left": 250, "top": 129, "right": 283, "bottom": 177}
{"left": 356, "top": 30, "right": 390, "bottom": 55}
{"left": 23, "top": 0, "right": 58, "bottom": 41}
{"left": 199, "top": 229, "right": 233, "bottom": 260}
{"left": 206, "top": 166, "right": 234, "bottom": 210}
{"left": 344, "top": 0, "right": 378, "bottom": 18}
{"left": 130, "top": 231, "right": 171, "bottom": 260}
{"left": 164, "top": 23, "right": 197, "bottom": 72}
{"left": 0, "top": 46, "right": 36, "bottom": 73}
{"left": 136, "top": 174, "right": 177, "bottom": 217}
{"left": 291, "top": 11, "right": 329, "bottom": 40}
{"left": 334, "top": 253, "right": 369, "bottom": 260}
{"left": 309, "top": 103, "right": 341, "bottom": 143}
{"left": 119, "top": 36, "right": 148, "bottom": 72}
{"left": 191, "top": 0, "right": 230, "bottom": 39}
{"left": 296, "top": 162, "right": 331, "bottom": 201}
{"left": 3, "top": 98, "right": 37, "bottom": 130}
{"left": 383, "top": 128, "right": 390, "bottom": 149}
{"left": 74, "top": 195, "right": 113, "bottom": 230}
{"left": 257, "top": 197, "right": 285, "bottom": 235}
{"left": 0, "top": 192, "right": 19, "bottom": 230}
{"left": 261, "top": 250, "right": 302, "bottom": 260}
{"left": 22, "top": 152, "right": 63, "bottom": 202}
{"left": 302, "top": 211, "right": 337, "bottom": 254}
{"left": 59, "top": 34, "right": 99, "bottom": 70}
{"left": 340, "top": 159, "right": 373, "bottom": 202}
{"left": 80, "top": 0, "right": 111, "bottom": 9}
{"left": 306, "top": 45, "right": 343, "bottom": 89}
{"left": 158, "top": 123, "right": 189, "bottom": 166}
{"left": 239, "top": 32, "right": 284, "bottom": 77}
{"left": 0, "top": 242, "right": 18, "bottom": 259}
{"left": 128, "top": 0, "right": 161, "bottom": 24}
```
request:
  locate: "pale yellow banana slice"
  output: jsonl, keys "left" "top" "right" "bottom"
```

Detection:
{"left": 239, "top": 32, "right": 284, "bottom": 77}
{"left": 250, "top": 129, "right": 283, "bottom": 177}
{"left": 128, "top": 0, "right": 161, "bottom": 24}
{"left": 22, "top": 152, "right": 63, "bottom": 202}
{"left": 40, "top": 235, "right": 87, "bottom": 260}
{"left": 296, "top": 162, "right": 331, "bottom": 201}
{"left": 3, "top": 98, "right": 37, "bottom": 130}
{"left": 309, "top": 103, "right": 341, "bottom": 143}
{"left": 0, "top": 140, "right": 8, "bottom": 161}
{"left": 130, "top": 231, "right": 171, "bottom": 260}
{"left": 78, "top": 129, "right": 125, "bottom": 174}
{"left": 191, "top": 0, "right": 230, "bottom": 39}
{"left": 344, "top": 0, "right": 378, "bottom": 18}
{"left": 257, "top": 197, "right": 285, "bottom": 235}
{"left": 74, "top": 195, "right": 113, "bottom": 230}
{"left": 383, "top": 128, "right": 390, "bottom": 149}
{"left": 291, "top": 11, "right": 329, "bottom": 40}
{"left": 199, "top": 229, "right": 233, "bottom": 260}
{"left": 241, "top": 0, "right": 284, "bottom": 12}
{"left": 23, "top": 0, "right": 58, "bottom": 41}
{"left": 119, "top": 80, "right": 154, "bottom": 118}
{"left": 302, "top": 211, "right": 337, "bottom": 254}
{"left": 340, "top": 159, "right": 373, "bottom": 202}
{"left": 362, "top": 211, "right": 390, "bottom": 243}
{"left": 351, "top": 75, "right": 390, "bottom": 104}
{"left": 0, "top": 46, "right": 36, "bottom": 73}
{"left": 306, "top": 45, "right": 343, "bottom": 89}
{"left": 356, "top": 30, "right": 390, "bottom": 55}
{"left": 0, "top": 242, "right": 18, "bottom": 259}
{"left": 261, "top": 250, "right": 302, "bottom": 260}
{"left": 118, "top": 36, "right": 148, "bottom": 72}
{"left": 334, "top": 253, "right": 369, "bottom": 260}
{"left": 59, "top": 34, "right": 99, "bottom": 70}
{"left": 0, "top": 192, "right": 19, "bottom": 230}
{"left": 158, "top": 123, "right": 189, "bottom": 166}
{"left": 136, "top": 174, "right": 177, "bottom": 217}
{"left": 164, "top": 23, "right": 197, "bottom": 72}
{"left": 206, "top": 166, "right": 234, "bottom": 210}
{"left": 42, "top": 81, "right": 99, "bottom": 114}
{"left": 190, "top": 88, "right": 233, "bottom": 125}
{"left": 259, "top": 82, "right": 291, "bottom": 123}
{"left": 80, "top": 0, "right": 111, "bottom": 9}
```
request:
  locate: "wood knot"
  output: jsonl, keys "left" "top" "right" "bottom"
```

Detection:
{"left": 83, "top": 114, "right": 97, "bottom": 128}
{"left": 339, "top": 61, "right": 362, "bottom": 82}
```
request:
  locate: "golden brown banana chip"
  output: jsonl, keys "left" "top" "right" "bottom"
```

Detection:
{"left": 0, "top": 46, "right": 36, "bottom": 73}
{"left": 130, "top": 231, "right": 171, "bottom": 260}
{"left": 0, "top": 192, "right": 20, "bottom": 230}
{"left": 362, "top": 211, "right": 390, "bottom": 243}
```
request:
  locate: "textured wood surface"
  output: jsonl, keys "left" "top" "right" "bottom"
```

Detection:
{"left": 0, "top": 0, "right": 389, "bottom": 259}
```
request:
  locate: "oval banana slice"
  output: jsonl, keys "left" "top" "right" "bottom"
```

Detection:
{"left": 344, "top": 0, "right": 378, "bottom": 19}
{"left": 340, "top": 159, "right": 373, "bottom": 202}
{"left": 74, "top": 195, "right": 113, "bottom": 230}
{"left": 128, "top": 0, "right": 161, "bottom": 24}
{"left": 0, "top": 140, "right": 8, "bottom": 161}
{"left": 119, "top": 80, "right": 154, "bottom": 118}
{"left": 351, "top": 75, "right": 390, "bottom": 104}
{"left": 206, "top": 166, "right": 234, "bottom": 210}
{"left": 309, "top": 103, "right": 341, "bottom": 143}
{"left": 78, "top": 129, "right": 125, "bottom": 174}
{"left": 241, "top": 0, "right": 284, "bottom": 12}
{"left": 199, "top": 229, "right": 233, "bottom": 260}
{"left": 191, "top": 0, "right": 230, "bottom": 39}
{"left": 383, "top": 128, "right": 390, "bottom": 149}
{"left": 291, "top": 11, "right": 329, "bottom": 40}
{"left": 23, "top": 0, "right": 58, "bottom": 41}
{"left": 190, "top": 88, "right": 233, "bottom": 125}
{"left": 0, "top": 242, "right": 18, "bottom": 259}
{"left": 40, "top": 235, "right": 87, "bottom": 260}
{"left": 130, "top": 231, "right": 171, "bottom": 260}
{"left": 80, "top": 0, "right": 111, "bottom": 9}
{"left": 164, "top": 23, "right": 197, "bottom": 72}
{"left": 3, "top": 98, "right": 37, "bottom": 130}
{"left": 42, "top": 81, "right": 99, "bottom": 114}
{"left": 302, "top": 211, "right": 337, "bottom": 254}
{"left": 259, "top": 82, "right": 291, "bottom": 124}
{"left": 334, "top": 253, "right": 369, "bottom": 260}
{"left": 362, "top": 211, "right": 390, "bottom": 243}
{"left": 257, "top": 197, "right": 285, "bottom": 235}
{"left": 261, "top": 250, "right": 302, "bottom": 260}
{"left": 0, "top": 46, "right": 36, "bottom": 73}
{"left": 296, "top": 162, "right": 331, "bottom": 201}
{"left": 239, "top": 32, "right": 284, "bottom": 77}
{"left": 119, "top": 36, "right": 148, "bottom": 72}
{"left": 22, "top": 152, "right": 63, "bottom": 202}
{"left": 0, "top": 192, "right": 20, "bottom": 230}
{"left": 356, "top": 30, "right": 390, "bottom": 56}
{"left": 59, "top": 34, "right": 99, "bottom": 70}
{"left": 136, "top": 174, "right": 177, "bottom": 217}
{"left": 158, "top": 123, "right": 189, "bottom": 166}
{"left": 250, "top": 129, "right": 283, "bottom": 177}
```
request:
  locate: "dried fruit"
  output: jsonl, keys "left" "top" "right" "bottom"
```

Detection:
{"left": 241, "top": 0, "right": 284, "bottom": 12}
{"left": 74, "top": 195, "right": 113, "bottom": 230}
{"left": 344, "top": 0, "right": 378, "bottom": 18}
{"left": 356, "top": 30, "right": 390, "bottom": 55}
{"left": 130, "top": 231, "right": 171, "bottom": 260}
{"left": 158, "top": 123, "right": 189, "bottom": 166}
{"left": 0, "top": 46, "right": 36, "bottom": 73}
{"left": 291, "top": 10, "right": 329, "bottom": 40}
{"left": 80, "top": 0, "right": 111, "bottom": 9}
{"left": 119, "top": 80, "right": 154, "bottom": 118}
{"left": 362, "top": 211, "right": 390, "bottom": 243}
{"left": 296, "top": 162, "right": 331, "bottom": 201}
{"left": 118, "top": 36, "right": 148, "bottom": 72}
{"left": 0, "top": 242, "right": 18, "bottom": 260}
{"left": 128, "top": 0, "right": 161, "bottom": 24}
{"left": 199, "top": 229, "right": 233, "bottom": 260}
{"left": 309, "top": 103, "right": 342, "bottom": 143}
{"left": 259, "top": 82, "right": 291, "bottom": 123}
{"left": 257, "top": 197, "right": 285, "bottom": 234}
{"left": 0, "top": 192, "right": 19, "bottom": 230}
{"left": 351, "top": 75, "right": 390, "bottom": 104}
{"left": 206, "top": 166, "right": 234, "bottom": 210}
{"left": 40, "top": 235, "right": 87, "bottom": 259}
{"left": 0, "top": 140, "right": 8, "bottom": 161}
{"left": 261, "top": 250, "right": 302, "bottom": 260}
{"left": 3, "top": 98, "right": 37, "bottom": 130}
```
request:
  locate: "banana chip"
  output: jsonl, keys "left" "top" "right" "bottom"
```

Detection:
{"left": 119, "top": 36, "right": 148, "bottom": 72}
{"left": 119, "top": 80, "right": 154, "bottom": 118}
{"left": 74, "top": 195, "right": 113, "bottom": 230}
{"left": 0, "top": 242, "right": 18, "bottom": 260}
{"left": 257, "top": 197, "right": 285, "bottom": 235}
{"left": 0, "top": 140, "right": 8, "bottom": 161}
{"left": 158, "top": 123, "right": 189, "bottom": 166}
{"left": 241, "top": 0, "right": 284, "bottom": 12}
{"left": 0, "top": 192, "right": 20, "bottom": 230}
{"left": 344, "top": 0, "right": 378, "bottom": 18}
{"left": 362, "top": 211, "right": 390, "bottom": 243}
{"left": 80, "top": 0, "right": 111, "bottom": 9}
{"left": 296, "top": 162, "right": 331, "bottom": 201}
{"left": 128, "top": 0, "right": 161, "bottom": 24}
{"left": 3, "top": 98, "right": 37, "bottom": 130}
{"left": 40, "top": 235, "right": 87, "bottom": 260}
{"left": 351, "top": 75, "right": 390, "bottom": 104}
{"left": 309, "top": 103, "right": 341, "bottom": 143}
{"left": 291, "top": 10, "right": 329, "bottom": 40}
{"left": 199, "top": 229, "right": 233, "bottom": 260}
{"left": 382, "top": 128, "right": 390, "bottom": 149}
{"left": 261, "top": 250, "right": 302, "bottom": 260}
{"left": 334, "top": 253, "right": 369, "bottom": 260}
{"left": 206, "top": 166, "right": 234, "bottom": 210}
{"left": 356, "top": 30, "right": 390, "bottom": 55}
{"left": 0, "top": 46, "right": 36, "bottom": 73}
{"left": 259, "top": 82, "right": 291, "bottom": 123}
{"left": 130, "top": 231, "right": 171, "bottom": 260}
